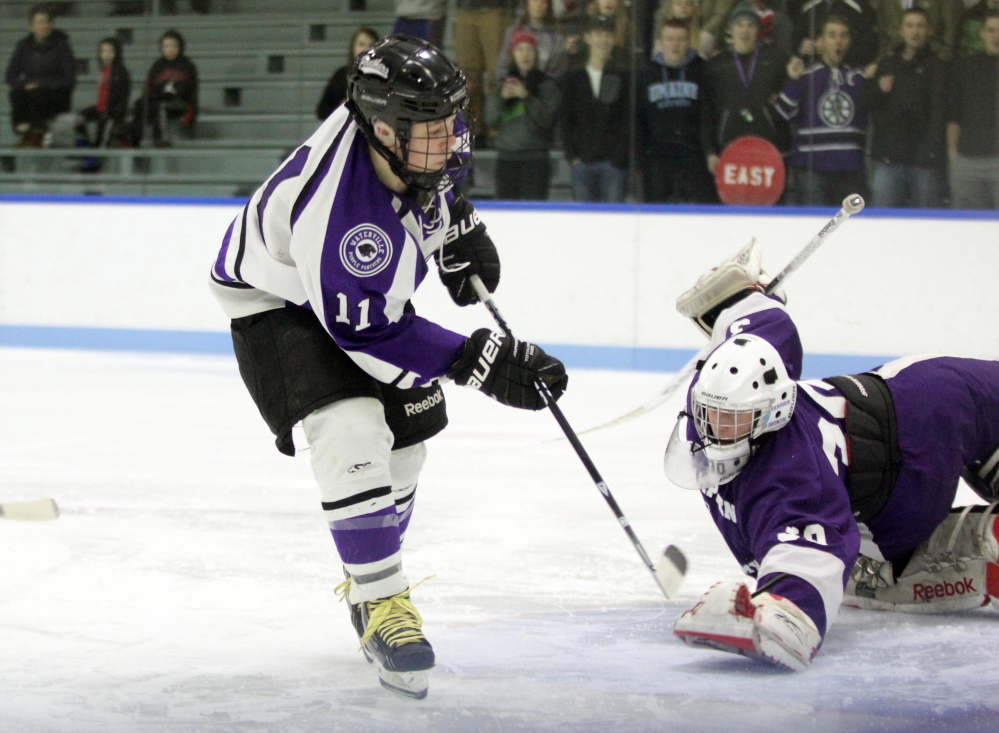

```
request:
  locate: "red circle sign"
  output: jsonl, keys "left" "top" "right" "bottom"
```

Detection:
{"left": 715, "top": 136, "right": 786, "bottom": 206}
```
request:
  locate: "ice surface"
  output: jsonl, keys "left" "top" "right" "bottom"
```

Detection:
{"left": 1, "top": 347, "right": 996, "bottom": 732}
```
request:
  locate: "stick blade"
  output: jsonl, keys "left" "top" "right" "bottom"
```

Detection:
{"left": 655, "top": 544, "right": 687, "bottom": 599}
{"left": 0, "top": 498, "right": 60, "bottom": 521}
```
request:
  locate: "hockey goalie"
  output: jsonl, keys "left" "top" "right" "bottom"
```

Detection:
{"left": 664, "top": 240, "right": 999, "bottom": 672}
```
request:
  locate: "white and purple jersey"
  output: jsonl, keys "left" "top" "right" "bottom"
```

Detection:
{"left": 689, "top": 293, "right": 999, "bottom": 642}
{"left": 210, "top": 107, "right": 467, "bottom": 388}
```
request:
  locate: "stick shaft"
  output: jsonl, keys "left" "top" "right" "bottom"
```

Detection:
{"left": 469, "top": 276, "right": 670, "bottom": 597}
{"left": 765, "top": 195, "right": 863, "bottom": 294}
{"left": 752, "top": 572, "right": 789, "bottom": 598}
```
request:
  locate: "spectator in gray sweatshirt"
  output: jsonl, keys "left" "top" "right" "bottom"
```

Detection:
{"left": 487, "top": 29, "right": 561, "bottom": 199}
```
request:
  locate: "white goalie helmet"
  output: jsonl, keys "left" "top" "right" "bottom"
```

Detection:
{"left": 665, "top": 334, "right": 797, "bottom": 489}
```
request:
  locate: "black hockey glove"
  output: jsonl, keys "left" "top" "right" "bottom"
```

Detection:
{"left": 437, "top": 196, "right": 500, "bottom": 306}
{"left": 449, "top": 328, "right": 568, "bottom": 411}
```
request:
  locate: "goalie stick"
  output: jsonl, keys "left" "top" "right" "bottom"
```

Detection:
{"left": 0, "top": 498, "right": 60, "bottom": 521}
{"left": 469, "top": 275, "right": 687, "bottom": 599}
{"left": 577, "top": 194, "right": 867, "bottom": 437}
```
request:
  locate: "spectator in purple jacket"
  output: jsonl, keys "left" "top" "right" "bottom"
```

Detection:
{"left": 774, "top": 15, "right": 873, "bottom": 205}
{"left": 4, "top": 3, "right": 76, "bottom": 147}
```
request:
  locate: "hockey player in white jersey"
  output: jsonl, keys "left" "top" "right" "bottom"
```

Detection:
{"left": 209, "top": 35, "right": 567, "bottom": 699}
{"left": 664, "top": 240, "right": 999, "bottom": 672}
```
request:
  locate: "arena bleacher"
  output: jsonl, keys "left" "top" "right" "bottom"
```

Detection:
{"left": 0, "top": 0, "right": 573, "bottom": 199}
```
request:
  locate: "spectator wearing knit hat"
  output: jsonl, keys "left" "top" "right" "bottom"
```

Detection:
{"left": 699, "top": 0, "right": 795, "bottom": 59}
{"left": 702, "top": 1, "right": 791, "bottom": 176}
{"left": 496, "top": 0, "right": 563, "bottom": 82}
{"left": 487, "top": 28, "right": 562, "bottom": 199}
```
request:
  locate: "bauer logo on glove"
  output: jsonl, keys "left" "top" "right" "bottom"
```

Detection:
{"left": 449, "top": 328, "right": 567, "bottom": 411}
{"left": 462, "top": 330, "right": 504, "bottom": 390}
{"left": 438, "top": 197, "right": 500, "bottom": 306}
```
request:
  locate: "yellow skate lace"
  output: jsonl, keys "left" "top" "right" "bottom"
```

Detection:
{"left": 334, "top": 577, "right": 351, "bottom": 601}
{"left": 359, "top": 576, "right": 434, "bottom": 648}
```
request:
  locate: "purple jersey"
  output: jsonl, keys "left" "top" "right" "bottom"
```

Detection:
{"left": 774, "top": 63, "right": 868, "bottom": 172}
{"left": 210, "top": 107, "right": 467, "bottom": 388}
{"left": 687, "top": 293, "right": 999, "bottom": 640}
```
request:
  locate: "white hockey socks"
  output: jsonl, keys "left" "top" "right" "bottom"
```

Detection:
{"left": 674, "top": 581, "right": 820, "bottom": 672}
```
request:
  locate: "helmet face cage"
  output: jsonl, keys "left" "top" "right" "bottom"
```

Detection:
{"left": 390, "top": 102, "right": 473, "bottom": 193}
{"left": 347, "top": 35, "right": 473, "bottom": 193}
{"left": 692, "top": 395, "right": 769, "bottom": 450}
{"left": 687, "top": 334, "right": 797, "bottom": 480}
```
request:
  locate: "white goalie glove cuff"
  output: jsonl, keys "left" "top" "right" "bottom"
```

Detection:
{"left": 673, "top": 581, "right": 820, "bottom": 672}
{"left": 676, "top": 239, "right": 786, "bottom": 338}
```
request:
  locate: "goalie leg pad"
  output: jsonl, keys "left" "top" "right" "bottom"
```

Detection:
{"left": 979, "top": 501, "right": 999, "bottom": 606}
{"left": 846, "top": 503, "right": 999, "bottom": 613}
{"left": 674, "top": 581, "right": 820, "bottom": 672}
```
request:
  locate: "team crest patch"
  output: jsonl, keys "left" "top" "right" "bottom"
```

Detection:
{"left": 340, "top": 224, "right": 393, "bottom": 277}
{"left": 819, "top": 89, "right": 855, "bottom": 128}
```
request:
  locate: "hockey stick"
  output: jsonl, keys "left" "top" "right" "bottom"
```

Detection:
{"left": 751, "top": 572, "right": 789, "bottom": 599}
{"left": 0, "top": 498, "right": 60, "bottom": 521}
{"left": 577, "top": 194, "right": 867, "bottom": 437}
{"left": 469, "top": 274, "right": 687, "bottom": 599}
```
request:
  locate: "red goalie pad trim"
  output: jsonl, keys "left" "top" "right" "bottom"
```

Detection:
{"left": 676, "top": 630, "right": 756, "bottom": 653}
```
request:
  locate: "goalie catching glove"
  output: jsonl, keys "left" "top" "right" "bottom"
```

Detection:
{"left": 437, "top": 196, "right": 500, "bottom": 306}
{"left": 673, "top": 581, "right": 820, "bottom": 672}
{"left": 676, "top": 239, "right": 786, "bottom": 338}
{"left": 449, "top": 328, "right": 568, "bottom": 410}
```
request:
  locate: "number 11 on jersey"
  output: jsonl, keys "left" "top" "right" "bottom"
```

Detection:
{"left": 335, "top": 293, "right": 371, "bottom": 331}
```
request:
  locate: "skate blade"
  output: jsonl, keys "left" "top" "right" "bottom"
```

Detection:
{"left": 0, "top": 498, "right": 59, "bottom": 521}
{"left": 378, "top": 668, "right": 428, "bottom": 700}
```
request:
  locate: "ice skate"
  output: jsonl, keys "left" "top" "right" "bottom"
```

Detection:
{"left": 335, "top": 577, "right": 434, "bottom": 699}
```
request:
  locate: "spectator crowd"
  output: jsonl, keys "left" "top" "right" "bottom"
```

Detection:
{"left": 5, "top": 3, "right": 199, "bottom": 154}
{"left": 5, "top": 0, "right": 998, "bottom": 209}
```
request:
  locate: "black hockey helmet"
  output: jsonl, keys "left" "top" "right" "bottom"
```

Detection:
{"left": 346, "top": 34, "right": 472, "bottom": 193}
